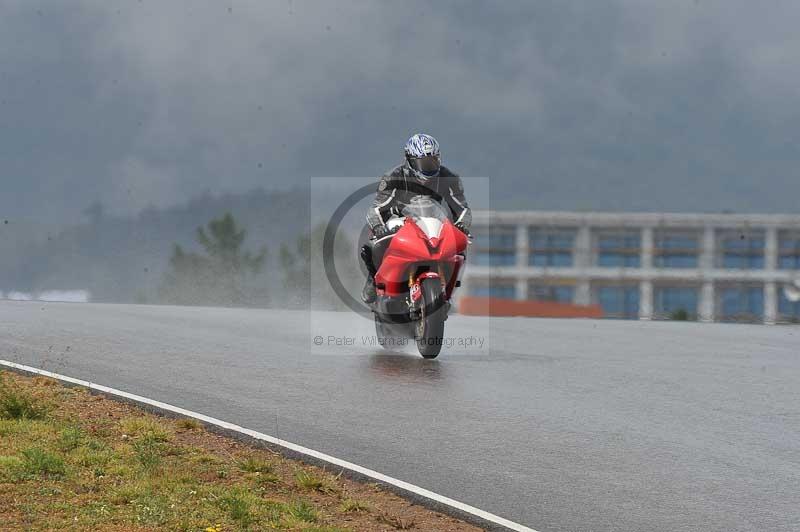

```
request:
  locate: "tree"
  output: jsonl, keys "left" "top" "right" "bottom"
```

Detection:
{"left": 160, "top": 213, "right": 267, "bottom": 306}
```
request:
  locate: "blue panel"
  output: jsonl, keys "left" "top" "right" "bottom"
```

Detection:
{"left": 598, "top": 253, "right": 641, "bottom": 268}
{"left": 598, "top": 235, "right": 640, "bottom": 250}
{"left": 655, "top": 287, "right": 698, "bottom": 315}
{"left": 722, "top": 254, "right": 764, "bottom": 269}
{"left": 655, "top": 254, "right": 698, "bottom": 268}
{"left": 471, "top": 226, "right": 517, "bottom": 268}
{"left": 472, "top": 233, "right": 515, "bottom": 249}
{"left": 597, "top": 286, "right": 639, "bottom": 318}
{"left": 779, "top": 292, "right": 800, "bottom": 318}
{"left": 653, "top": 234, "right": 699, "bottom": 268}
{"left": 552, "top": 286, "right": 574, "bottom": 303}
{"left": 720, "top": 286, "right": 764, "bottom": 319}
{"left": 596, "top": 233, "right": 640, "bottom": 268}
{"left": 528, "top": 230, "right": 575, "bottom": 267}
{"left": 779, "top": 256, "right": 800, "bottom": 269}
{"left": 747, "top": 287, "right": 764, "bottom": 316}
{"left": 470, "top": 284, "right": 516, "bottom": 299}
{"left": 655, "top": 235, "right": 699, "bottom": 250}
{"left": 530, "top": 285, "right": 574, "bottom": 303}
{"left": 720, "top": 235, "right": 765, "bottom": 270}
{"left": 473, "top": 252, "right": 516, "bottom": 266}
{"left": 530, "top": 252, "right": 573, "bottom": 267}
{"left": 530, "top": 254, "right": 547, "bottom": 267}
{"left": 551, "top": 253, "right": 573, "bottom": 266}
{"left": 779, "top": 236, "right": 800, "bottom": 262}
{"left": 721, "top": 237, "right": 764, "bottom": 252}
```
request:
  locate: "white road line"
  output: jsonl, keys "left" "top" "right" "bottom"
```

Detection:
{"left": 0, "top": 359, "right": 538, "bottom": 532}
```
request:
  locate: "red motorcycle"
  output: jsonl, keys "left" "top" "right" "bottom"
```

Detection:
{"left": 371, "top": 196, "right": 469, "bottom": 358}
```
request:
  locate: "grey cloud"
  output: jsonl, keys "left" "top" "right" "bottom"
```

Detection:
{"left": 2, "top": 0, "right": 800, "bottom": 225}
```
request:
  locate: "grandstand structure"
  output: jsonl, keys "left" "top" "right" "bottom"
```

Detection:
{"left": 463, "top": 211, "right": 800, "bottom": 323}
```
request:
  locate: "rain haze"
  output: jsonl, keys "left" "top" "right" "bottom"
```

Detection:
{"left": 2, "top": 0, "right": 800, "bottom": 302}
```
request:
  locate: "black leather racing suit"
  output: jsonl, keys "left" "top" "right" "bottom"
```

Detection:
{"left": 361, "top": 161, "right": 471, "bottom": 277}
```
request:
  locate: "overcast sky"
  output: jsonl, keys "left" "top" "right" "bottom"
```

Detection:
{"left": 2, "top": 0, "right": 800, "bottom": 224}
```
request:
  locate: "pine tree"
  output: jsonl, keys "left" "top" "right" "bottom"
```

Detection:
{"left": 161, "top": 213, "right": 267, "bottom": 306}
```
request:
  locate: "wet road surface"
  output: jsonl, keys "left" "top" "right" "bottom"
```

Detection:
{"left": 1, "top": 301, "right": 798, "bottom": 531}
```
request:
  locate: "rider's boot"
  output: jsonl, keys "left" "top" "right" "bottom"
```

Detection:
{"left": 360, "top": 243, "right": 378, "bottom": 304}
{"left": 361, "top": 274, "right": 376, "bottom": 304}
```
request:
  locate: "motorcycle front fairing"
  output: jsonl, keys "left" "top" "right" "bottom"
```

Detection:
{"left": 374, "top": 198, "right": 468, "bottom": 299}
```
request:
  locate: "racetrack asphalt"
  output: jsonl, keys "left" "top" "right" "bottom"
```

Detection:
{"left": 1, "top": 301, "right": 798, "bottom": 531}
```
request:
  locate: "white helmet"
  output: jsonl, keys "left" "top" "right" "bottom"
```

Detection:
{"left": 404, "top": 133, "right": 441, "bottom": 178}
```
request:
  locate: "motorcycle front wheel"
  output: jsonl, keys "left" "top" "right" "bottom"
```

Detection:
{"left": 415, "top": 277, "right": 446, "bottom": 359}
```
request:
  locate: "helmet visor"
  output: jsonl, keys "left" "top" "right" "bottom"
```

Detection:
{"left": 410, "top": 155, "right": 441, "bottom": 176}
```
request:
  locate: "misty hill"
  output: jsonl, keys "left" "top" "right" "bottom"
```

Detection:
{"left": 1, "top": 188, "right": 320, "bottom": 304}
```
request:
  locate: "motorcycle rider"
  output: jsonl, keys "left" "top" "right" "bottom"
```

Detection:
{"left": 361, "top": 133, "right": 472, "bottom": 304}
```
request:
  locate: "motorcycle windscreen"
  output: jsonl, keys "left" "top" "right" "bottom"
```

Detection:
{"left": 415, "top": 216, "right": 444, "bottom": 240}
{"left": 401, "top": 196, "right": 450, "bottom": 242}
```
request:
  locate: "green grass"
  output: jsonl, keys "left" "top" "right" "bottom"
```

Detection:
{"left": 192, "top": 452, "right": 221, "bottom": 465}
{"left": 131, "top": 434, "right": 165, "bottom": 471}
{"left": 0, "top": 375, "right": 48, "bottom": 420}
{"left": 294, "top": 468, "right": 338, "bottom": 493}
{"left": 19, "top": 447, "right": 66, "bottom": 479}
{"left": 217, "top": 491, "right": 255, "bottom": 528}
{"left": 72, "top": 444, "right": 113, "bottom": 468}
{"left": 0, "top": 455, "right": 24, "bottom": 482}
{"left": 237, "top": 455, "right": 274, "bottom": 474}
{"left": 340, "top": 498, "right": 371, "bottom": 513}
{"left": 0, "top": 371, "right": 460, "bottom": 531}
{"left": 119, "top": 417, "right": 173, "bottom": 442}
{"left": 286, "top": 499, "right": 320, "bottom": 523}
{"left": 377, "top": 511, "right": 416, "bottom": 530}
{"left": 57, "top": 426, "right": 83, "bottom": 451}
{"left": 132, "top": 491, "right": 170, "bottom": 527}
{"left": 176, "top": 417, "right": 203, "bottom": 430}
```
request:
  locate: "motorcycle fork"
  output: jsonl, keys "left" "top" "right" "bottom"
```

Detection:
{"left": 408, "top": 271, "right": 422, "bottom": 318}
{"left": 408, "top": 267, "right": 448, "bottom": 318}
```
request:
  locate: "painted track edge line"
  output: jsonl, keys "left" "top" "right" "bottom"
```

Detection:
{"left": 0, "top": 359, "right": 538, "bottom": 532}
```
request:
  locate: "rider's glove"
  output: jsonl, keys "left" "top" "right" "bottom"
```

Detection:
{"left": 372, "top": 225, "right": 391, "bottom": 239}
{"left": 455, "top": 222, "right": 472, "bottom": 238}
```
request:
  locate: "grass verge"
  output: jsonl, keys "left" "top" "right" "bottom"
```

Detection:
{"left": 0, "top": 369, "right": 482, "bottom": 531}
